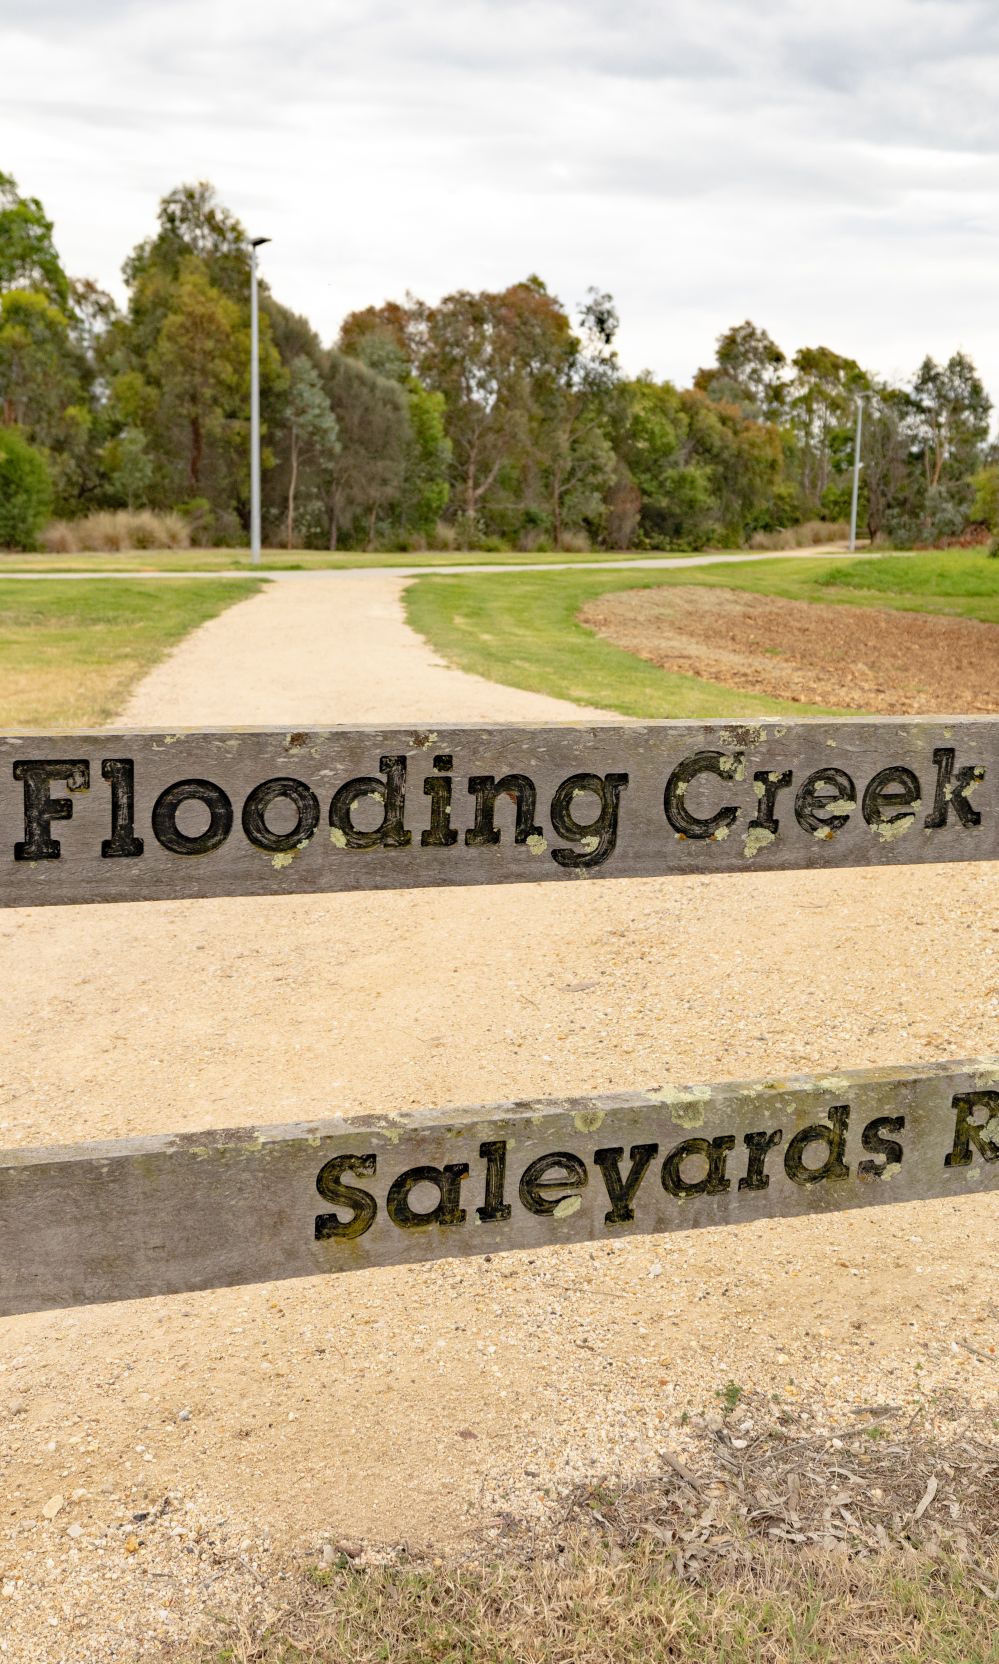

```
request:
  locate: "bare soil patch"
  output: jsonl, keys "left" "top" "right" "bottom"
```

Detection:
{"left": 579, "top": 586, "right": 999, "bottom": 713}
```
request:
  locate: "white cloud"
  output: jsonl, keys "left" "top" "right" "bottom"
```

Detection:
{"left": 1, "top": 0, "right": 997, "bottom": 402}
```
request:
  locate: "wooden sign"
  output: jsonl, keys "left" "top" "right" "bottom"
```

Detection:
{"left": 1, "top": 1060, "right": 995, "bottom": 1315}
{"left": 0, "top": 718, "right": 994, "bottom": 907}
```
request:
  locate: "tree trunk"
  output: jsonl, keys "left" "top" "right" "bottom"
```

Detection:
{"left": 931, "top": 435, "right": 944, "bottom": 488}
{"left": 552, "top": 463, "right": 563, "bottom": 549}
{"left": 367, "top": 504, "right": 377, "bottom": 550}
{"left": 286, "top": 430, "right": 299, "bottom": 550}
{"left": 189, "top": 414, "right": 203, "bottom": 490}
{"left": 328, "top": 493, "right": 338, "bottom": 551}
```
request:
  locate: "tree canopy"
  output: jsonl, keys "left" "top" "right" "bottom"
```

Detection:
{"left": 0, "top": 171, "right": 994, "bottom": 551}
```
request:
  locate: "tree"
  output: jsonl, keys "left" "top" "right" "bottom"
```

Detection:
{"left": 789, "top": 346, "right": 868, "bottom": 507}
{"left": 0, "top": 289, "right": 73, "bottom": 432}
{"left": 859, "top": 388, "right": 910, "bottom": 542}
{"left": 616, "top": 375, "right": 784, "bottom": 548}
{"left": 124, "top": 181, "right": 249, "bottom": 305}
{"left": 148, "top": 261, "right": 245, "bottom": 495}
{"left": 615, "top": 377, "right": 687, "bottom": 543}
{"left": 324, "top": 352, "right": 408, "bottom": 548}
{"left": 264, "top": 295, "right": 326, "bottom": 374}
{"left": 411, "top": 286, "right": 508, "bottom": 531}
{"left": 696, "top": 320, "right": 787, "bottom": 422}
{"left": 343, "top": 318, "right": 412, "bottom": 384}
{"left": 412, "top": 278, "right": 576, "bottom": 537}
{"left": 971, "top": 463, "right": 999, "bottom": 534}
{"left": 339, "top": 302, "right": 413, "bottom": 375}
{"left": 68, "top": 278, "right": 118, "bottom": 364}
{"left": 101, "top": 426, "right": 153, "bottom": 509}
{"left": 3, "top": 168, "right": 995, "bottom": 553}
{"left": 115, "top": 184, "right": 251, "bottom": 413}
{"left": 0, "top": 426, "right": 52, "bottom": 548}
{"left": 0, "top": 172, "right": 68, "bottom": 306}
{"left": 338, "top": 309, "right": 452, "bottom": 542}
{"left": 681, "top": 389, "right": 783, "bottom": 540}
{"left": 284, "top": 355, "right": 339, "bottom": 548}
{"left": 134, "top": 256, "right": 284, "bottom": 529}
{"left": 400, "top": 381, "right": 450, "bottom": 538}
{"left": 911, "top": 352, "right": 991, "bottom": 489}
{"left": 112, "top": 186, "right": 286, "bottom": 536}
{"left": 540, "top": 416, "right": 616, "bottom": 546}
{"left": 604, "top": 460, "right": 642, "bottom": 548}
{"left": 533, "top": 288, "right": 619, "bottom": 546}
{"left": 617, "top": 377, "right": 728, "bottom": 548}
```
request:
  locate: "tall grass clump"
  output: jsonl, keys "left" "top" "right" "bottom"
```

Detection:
{"left": 747, "top": 520, "right": 850, "bottom": 551}
{"left": 42, "top": 509, "right": 190, "bottom": 554}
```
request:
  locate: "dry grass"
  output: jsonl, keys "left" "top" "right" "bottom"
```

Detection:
{"left": 196, "top": 1548, "right": 997, "bottom": 1664}
{"left": 747, "top": 521, "right": 850, "bottom": 551}
{"left": 43, "top": 509, "right": 191, "bottom": 553}
{"left": 0, "top": 578, "right": 261, "bottom": 728}
{"left": 190, "top": 1402, "right": 999, "bottom": 1664}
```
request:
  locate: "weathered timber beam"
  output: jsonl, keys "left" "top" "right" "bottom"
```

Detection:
{"left": 1, "top": 1060, "right": 996, "bottom": 1315}
{"left": 0, "top": 717, "right": 995, "bottom": 907}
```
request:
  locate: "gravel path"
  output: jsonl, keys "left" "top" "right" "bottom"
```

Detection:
{"left": 118, "top": 574, "right": 608, "bottom": 726}
{"left": 0, "top": 542, "right": 857, "bottom": 581}
{"left": 1, "top": 575, "right": 996, "bottom": 1661}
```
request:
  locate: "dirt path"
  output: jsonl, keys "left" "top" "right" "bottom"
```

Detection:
{"left": 1, "top": 577, "right": 996, "bottom": 1661}
{"left": 582, "top": 584, "right": 999, "bottom": 715}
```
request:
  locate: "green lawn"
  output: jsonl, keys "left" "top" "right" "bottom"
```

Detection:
{"left": 821, "top": 551, "right": 999, "bottom": 614}
{"left": 0, "top": 578, "right": 262, "bottom": 729}
{"left": 405, "top": 550, "right": 999, "bottom": 720}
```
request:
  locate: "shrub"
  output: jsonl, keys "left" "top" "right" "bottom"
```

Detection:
{"left": 555, "top": 528, "right": 592, "bottom": 554}
{"left": 516, "top": 527, "right": 553, "bottom": 554}
{"left": 389, "top": 531, "right": 429, "bottom": 554}
{"left": 40, "top": 518, "right": 76, "bottom": 555}
{"left": 41, "top": 509, "right": 190, "bottom": 554}
{"left": 747, "top": 519, "right": 850, "bottom": 551}
{"left": 431, "top": 520, "right": 458, "bottom": 551}
{"left": 0, "top": 427, "right": 53, "bottom": 550}
{"left": 971, "top": 464, "right": 999, "bottom": 533}
{"left": 175, "top": 499, "right": 245, "bottom": 548}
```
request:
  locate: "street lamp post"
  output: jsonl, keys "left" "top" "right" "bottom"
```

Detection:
{"left": 848, "top": 394, "right": 865, "bottom": 553}
{"left": 249, "top": 236, "right": 271, "bottom": 566}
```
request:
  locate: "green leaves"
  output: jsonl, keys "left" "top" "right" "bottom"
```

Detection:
{"left": 0, "top": 426, "right": 52, "bottom": 549}
{"left": 0, "top": 172, "right": 69, "bottom": 307}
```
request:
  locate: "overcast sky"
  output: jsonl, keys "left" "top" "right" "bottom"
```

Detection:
{"left": 2, "top": 0, "right": 998, "bottom": 398}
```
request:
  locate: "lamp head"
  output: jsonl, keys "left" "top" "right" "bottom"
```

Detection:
{"left": 250, "top": 236, "right": 272, "bottom": 249}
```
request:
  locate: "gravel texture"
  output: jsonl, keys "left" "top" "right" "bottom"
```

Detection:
{"left": 1, "top": 575, "right": 996, "bottom": 1661}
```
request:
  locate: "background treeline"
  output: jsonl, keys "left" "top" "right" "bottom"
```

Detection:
{"left": 1, "top": 173, "right": 997, "bottom": 553}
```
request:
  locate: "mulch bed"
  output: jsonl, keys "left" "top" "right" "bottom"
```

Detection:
{"left": 580, "top": 587, "right": 999, "bottom": 714}
{"left": 554, "top": 1395, "right": 999, "bottom": 1591}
